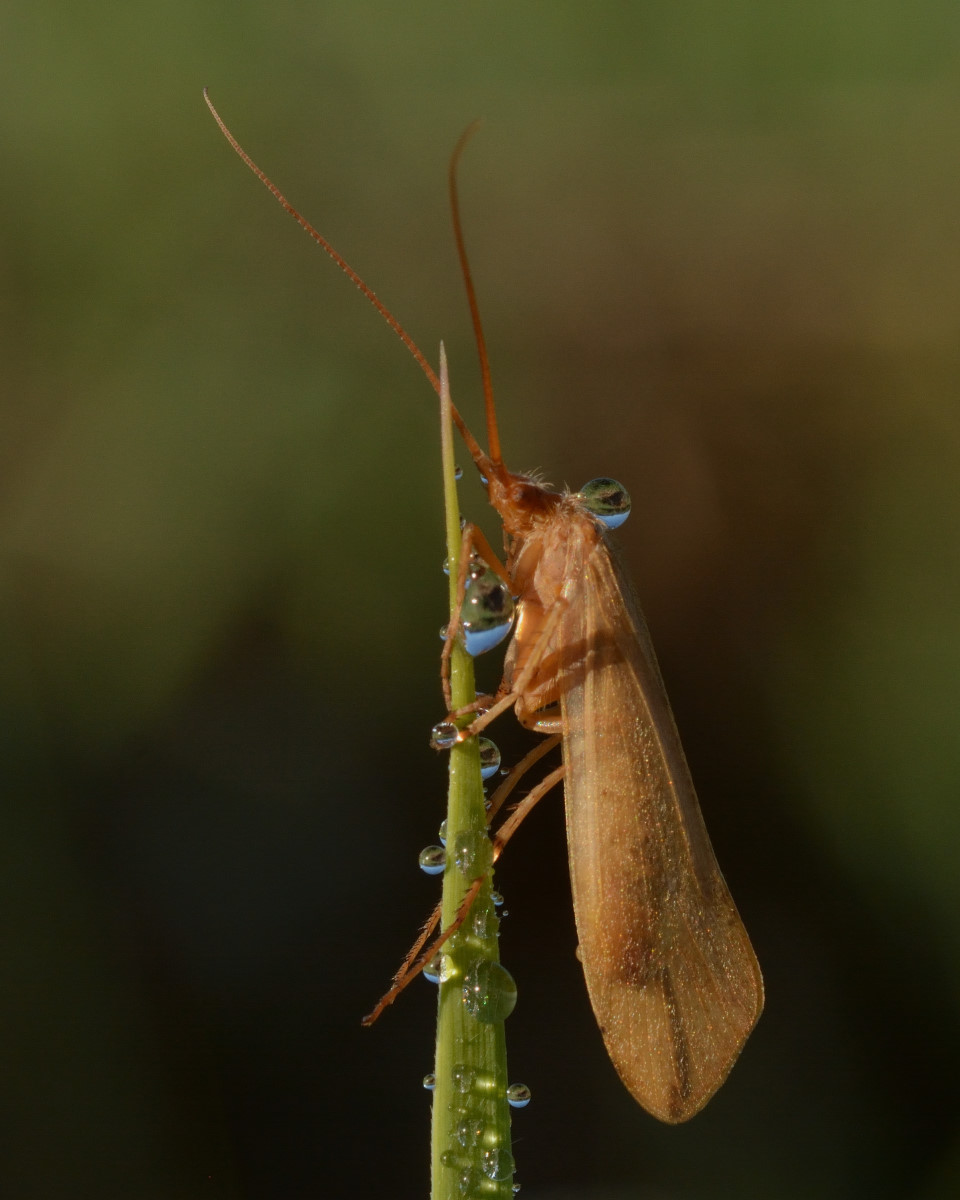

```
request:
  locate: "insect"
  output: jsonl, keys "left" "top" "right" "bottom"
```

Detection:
{"left": 204, "top": 91, "right": 763, "bottom": 1123}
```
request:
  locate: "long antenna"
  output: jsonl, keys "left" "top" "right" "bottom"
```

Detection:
{"left": 448, "top": 121, "right": 502, "bottom": 466}
{"left": 203, "top": 89, "right": 489, "bottom": 469}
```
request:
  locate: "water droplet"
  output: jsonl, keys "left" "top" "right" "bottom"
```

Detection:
{"left": 430, "top": 721, "right": 460, "bottom": 750}
{"left": 440, "top": 1150, "right": 462, "bottom": 1169}
{"left": 472, "top": 906, "right": 498, "bottom": 939}
{"left": 439, "top": 623, "right": 449, "bottom": 639}
{"left": 453, "top": 829, "right": 493, "bottom": 876}
{"left": 506, "top": 1082, "right": 531, "bottom": 1108}
{"left": 438, "top": 819, "right": 448, "bottom": 846}
{"left": 418, "top": 845, "right": 446, "bottom": 875}
{"left": 455, "top": 1117, "right": 484, "bottom": 1148}
{"left": 454, "top": 464, "right": 464, "bottom": 480}
{"left": 479, "top": 473, "right": 489, "bottom": 485}
{"left": 492, "top": 892, "right": 505, "bottom": 907}
{"left": 423, "top": 953, "right": 442, "bottom": 984}
{"left": 438, "top": 953, "right": 457, "bottom": 982}
{"left": 457, "top": 1167, "right": 477, "bottom": 1195}
{"left": 513, "top": 1184, "right": 522, "bottom": 1195}
{"left": 478, "top": 738, "right": 501, "bottom": 779}
{"left": 462, "top": 960, "right": 518, "bottom": 1022}
{"left": 578, "top": 477, "right": 631, "bottom": 529}
{"left": 422, "top": 1073, "right": 436, "bottom": 1090}
{"left": 460, "top": 568, "right": 515, "bottom": 656}
{"left": 442, "top": 559, "right": 451, "bottom": 576}
{"left": 481, "top": 1146, "right": 516, "bottom": 1182}
{"left": 452, "top": 1064, "right": 477, "bottom": 1093}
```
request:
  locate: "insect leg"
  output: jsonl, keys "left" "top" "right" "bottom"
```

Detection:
{"left": 452, "top": 588, "right": 569, "bottom": 741}
{"left": 361, "top": 734, "right": 562, "bottom": 1026}
{"left": 362, "top": 766, "right": 565, "bottom": 1026}
{"left": 484, "top": 733, "right": 560, "bottom": 822}
{"left": 360, "top": 886, "right": 476, "bottom": 1027}
{"left": 490, "top": 764, "right": 566, "bottom": 862}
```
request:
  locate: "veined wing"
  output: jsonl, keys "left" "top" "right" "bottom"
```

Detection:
{"left": 559, "top": 529, "right": 763, "bottom": 1123}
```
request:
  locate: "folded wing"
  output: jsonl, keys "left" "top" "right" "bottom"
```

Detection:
{"left": 559, "top": 533, "right": 763, "bottom": 1122}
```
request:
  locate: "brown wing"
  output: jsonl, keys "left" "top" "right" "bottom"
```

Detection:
{"left": 558, "top": 529, "right": 763, "bottom": 1123}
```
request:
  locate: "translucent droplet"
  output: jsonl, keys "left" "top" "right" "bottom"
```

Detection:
{"left": 453, "top": 829, "right": 493, "bottom": 876}
{"left": 438, "top": 953, "right": 457, "bottom": 983}
{"left": 430, "top": 722, "right": 460, "bottom": 750}
{"left": 455, "top": 1116, "right": 484, "bottom": 1148}
{"left": 423, "top": 953, "right": 442, "bottom": 984}
{"left": 492, "top": 892, "right": 505, "bottom": 907}
{"left": 578, "top": 477, "right": 631, "bottom": 529}
{"left": 418, "top": 845, "right": 446, "bottom": 875}
{"left": 478, "top": 737, "right": 501, "bottom": 779}
{"left": 439, "top": 623, "right": 449, "bottom": 640}
{"left": 442, "top": 559, "right": 451, "bottom": 576}
{"left": 438, "top": 819, "right": 448, "bottom": 846}
{"left": 513, "top": 1184, "right": 522, "bottom": 1195}
{"left": 422, "top": 1073, "right": 436, "bottom": 1090}
{"left": 454, "top": 464, "right": 464, "bottom": 480}
{"left": 506, "top": 1082, "right": 531, "bottom": 1108}
{"left": 472, "top": 905, "right": 498, "bottom": 939}
{"left": 457, "top": 1167, "right": 477, "bottom": 1195}
{"left": 452, "top": 1064, "right": 477, "bottom": 1093}
{"left": 462, "top": 960, "right": 518, "bottom": 1022}
{"left": 460, "top": 568, "right": 515, "bottom": 657}
{"left": 479, "top": 473, "right": 489, "bottom": 485}
{"left": 481, "top": 1146, "right": 516, "bottom": 1182}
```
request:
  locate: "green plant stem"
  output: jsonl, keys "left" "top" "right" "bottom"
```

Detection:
{"left": 431, "top": 346, "right": 514, "bottom": 1199}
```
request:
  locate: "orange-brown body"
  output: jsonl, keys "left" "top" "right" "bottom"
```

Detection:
{"left": 487, "top": 463, "right": 763, "bottom": 1122}
{"left": 205, "top": 91, "right": 763, "bottom": 1120}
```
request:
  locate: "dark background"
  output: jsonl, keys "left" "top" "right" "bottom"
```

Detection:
{"left": 3, "top": 4, "right": 959, "bottom": 1197}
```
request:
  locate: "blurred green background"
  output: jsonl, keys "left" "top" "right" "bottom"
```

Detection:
{"left": 3, "top": 3, "right": 960, "bottom": 1197}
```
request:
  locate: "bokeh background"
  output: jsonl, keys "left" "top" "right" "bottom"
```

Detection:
{"left": 3, "top": 4, "right": 959, "bottom": 1198}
